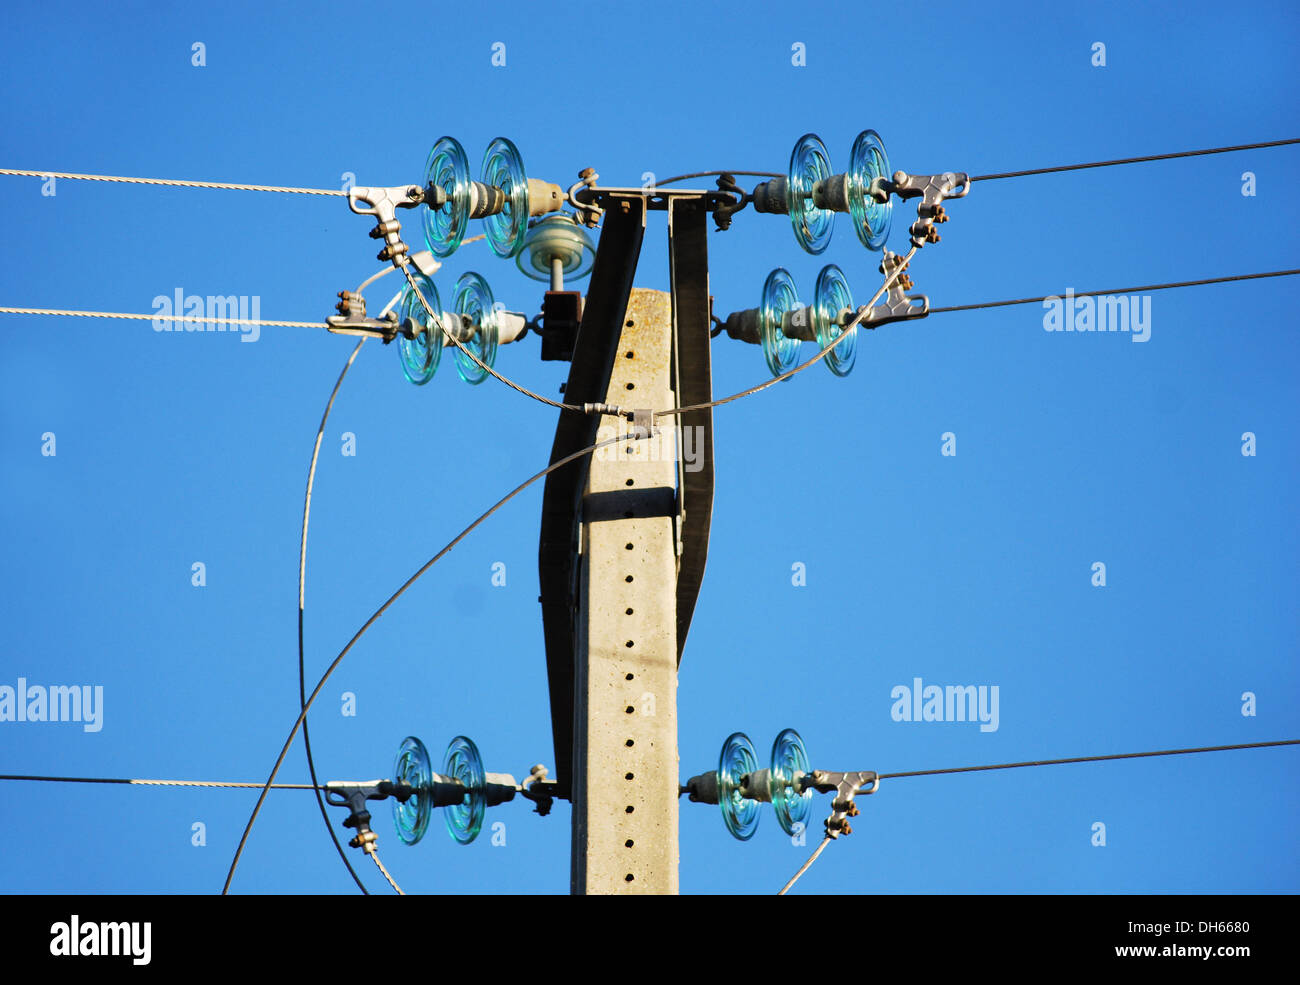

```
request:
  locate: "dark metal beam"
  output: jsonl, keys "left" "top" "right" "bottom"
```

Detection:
{"left": 538, "top": 196, "right": 646, "bottom": 797}
{"left": 668, "top": 197, "right": 715, "bottom": 662}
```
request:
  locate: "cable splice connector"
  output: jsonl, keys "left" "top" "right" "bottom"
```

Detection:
{"left": 581, "top": 402, "right": 627, "bottom": 418}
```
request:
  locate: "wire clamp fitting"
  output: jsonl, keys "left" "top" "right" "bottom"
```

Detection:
{"left": 325, "top": 290, "right": 403, "bottom": 342}
{"left": 324, "top": 779, "right": 414, "bottom": 855}
{"left": 519, "top": 764, "right": 558, "bottom": 817}
{"left": 804, "top": 769, "right": 880, "bottom": 839}
{"left": 347, "top": 183, "right": 427, "bottom": 268}
{"left": 860, "top": 250, "right": 930, "bottom": 328}
{"left": 629, "top": 409, "right": 657, "bottom": 439}
{"left": 568, "top": 168, "right": 603, "bottom": 228}
{"left": 885, "top": 170, "right": 969, "bottom": 248}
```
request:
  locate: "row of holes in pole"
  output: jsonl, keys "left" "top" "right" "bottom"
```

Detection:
{"left": 624, "top": 329, "right": 638, "bottom": 883}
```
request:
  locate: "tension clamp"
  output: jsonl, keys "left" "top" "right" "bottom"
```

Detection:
{"left": 860, "top": 249, "right": 930, "bottom": 329}
{"left": 803, "top": 769, "right": 881, "bottom": 839}
{"left": 882, "top": 170, "right": 970, "bottom": 247}
{"left": 323, "top": 779, "right": 414, "bottom": 854}
{"left": 347, "top": 182, "right": 445, "bottom": 268}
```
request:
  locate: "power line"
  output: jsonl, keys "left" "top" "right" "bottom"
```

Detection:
{"left": 221, "top": 430, "right": 648, "bottom": 894}
{"left": 778, "top": 835, "right": 832, "bottom": 895}
{"left": 370, "top": 851, "right": 405, "bottom": 895}
{"left": 878, "top": 738, "right": 1300, "bottom": 781}
{"left": 929, "top": 268, "right": 1300, "bottom": 315}
{"left": 774, "top": 738, "right": 1299, "bottom": 895}
{"left": 649, "top": 169, "right": 781, "bottom": 187}
{"left": 0, "top": 774, "right": 318, "bottom": 789}
{"left": 0, "top": 306, "right": 327, "bottom": 328}
{"left": 0, "top": 167, "right": 346, "bottom": 196}
{"left": 971, "top": 138, "right": 1300, "bottom": 182}
{"left": 299, "top": 337, "right": 370, "bottom": 895}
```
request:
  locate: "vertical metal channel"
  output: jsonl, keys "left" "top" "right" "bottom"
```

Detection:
{"left": 668, "top": 196, "right": 715, "bottom": 661}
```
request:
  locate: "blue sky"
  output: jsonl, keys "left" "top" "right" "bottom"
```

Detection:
{"left": 1, "top": 0, "right": 1297, "bottom": 895}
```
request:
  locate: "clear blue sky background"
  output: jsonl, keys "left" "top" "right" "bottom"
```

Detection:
{"left": 1, "top": 0, "right": 1296, "bottom": 895}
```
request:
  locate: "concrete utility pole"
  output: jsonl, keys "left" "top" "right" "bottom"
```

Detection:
{"left": 539, "top": 194, "right": 714, "bottom": 895}
{"left": 572, "top": 289, "right": 679, "bottom": 893}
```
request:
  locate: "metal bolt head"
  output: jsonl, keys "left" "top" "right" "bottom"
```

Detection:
{"left": 579, "top": 167, "right": 596, "bottom": 180}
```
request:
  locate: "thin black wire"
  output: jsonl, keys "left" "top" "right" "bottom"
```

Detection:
{"left": 649, "top": 170, "right": 781, "bottom": 188}
{"left": 877, "top": 738, "right": 1300, "bottom": 780}
{"left": 972, "top": 138, "right": 1300, "bottom": 182}
{"left": 649, "top": 139, "right": 1299, "bottom": 191}
{"left": 0, "top": 774, "right": 317, "bottom": 788}
{"left": 299, "top": 338, "right": 368, "bottom": 895}
{"left": 929, "top": 269, "right": 1300, "bottom": 315}
{"left": 221, "top": 431, "right": 645, "bottom": 894}
{"left": 774, "top": 738, "right": 1299, "bottom": 895}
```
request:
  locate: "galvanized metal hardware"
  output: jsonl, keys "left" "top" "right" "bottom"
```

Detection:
{"left": 346, "top": 183, "right": 428, "bottom": 266}
{"left": 323, "top": 779, "right": 414, "bottom": 854}
{"left": 861, "top": 250, "right": 929, "bottom": 329}
{"left": 803, "top": 769, "right": 881, "bottom": 838}
{"left": 326, "top": 290, "right": 403, "bottom": 342}
{"left": 885, "top": 170, "right": 970, "bottom": 248}
{"left": 520, "top": 764, "right": 558, "bottom": 816}
{"left": 566, "top": 171, "right": 743, "bottom": 230}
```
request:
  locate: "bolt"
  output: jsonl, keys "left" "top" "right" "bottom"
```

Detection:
{"left": 579, "top": 167, "right": 596, "bottom": 180}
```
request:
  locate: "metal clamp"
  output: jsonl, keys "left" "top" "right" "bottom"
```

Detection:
{"left": 347, "top": 183, "right": 428, "bottom": 267}
{"left": 804, "top": 769, "right": 880, "bottom": 839}
{"left": 886, "top": 170, "right": 969, "bottom": 248}
{"left": 860, "top": 250, "right": 929, "bottom": 328}
{"left": 567, "top": 172, "right": 744, "bottom": 230}
{"left": 323, "top": 779, "right": 414, "bottom": 854}
{"left": 519, "top": 764, "right": 559, "bottom": 817}
{"left": 326, "top": 290, "right": 404, "bottom": 341}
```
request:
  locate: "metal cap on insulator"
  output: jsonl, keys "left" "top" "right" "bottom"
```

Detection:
{"left": 721, "top": 308, "right": 761, "bottom": 344}
{"left": 467, "top": 181, "right": 507, "bottom": 219}
{"left": 750, "top": 177, "right": 789, "bottom": 214}
{"left": 683, "top": 771, "right": 719, "bottom": 804}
